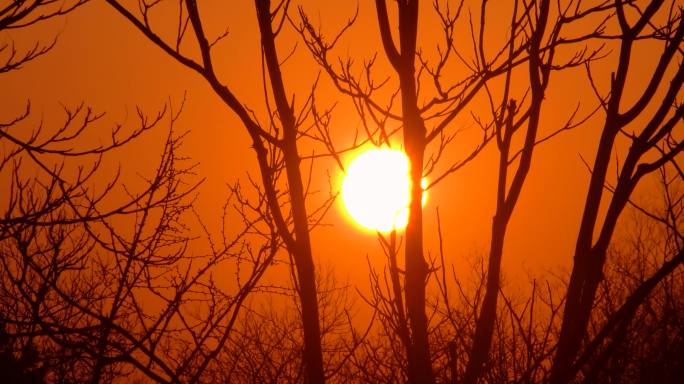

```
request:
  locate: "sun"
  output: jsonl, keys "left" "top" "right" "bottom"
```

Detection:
{"left": 342, "top": 148, "right": 426, "bottom": 233}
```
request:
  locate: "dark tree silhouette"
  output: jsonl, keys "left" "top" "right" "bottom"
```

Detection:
{"left": 103, "top": 0, "right": 349, "bottom": 382}
{"left": 551, "top": 1, "right": 684, "bottom": 381}
{"left": 1, "top": 1, "right": 283, "bottom": 382}
{"left": 2, "top": 0, "right": 684, "bottom": 383}
{"left": 297, "top": 1, "right": 608, "bottom": 382}
{"left": 462, "top": 1, "right": 611, "bottom": 381}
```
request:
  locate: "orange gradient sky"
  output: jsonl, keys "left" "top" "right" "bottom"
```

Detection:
{"left": 1, "top": 0, "right": 667, "bottom": 290}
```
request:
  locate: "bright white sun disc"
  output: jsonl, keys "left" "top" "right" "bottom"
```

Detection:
{"left": 342, "top": 148, "right": 425, "bottom": 232}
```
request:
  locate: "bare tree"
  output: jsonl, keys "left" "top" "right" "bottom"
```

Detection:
{"left": 0, "top": 99, "right": 287, "bottom": 383}
{"left": 1, "top": 2, "right": 285, "bottom": 382}
{"left": 562, "top": 160, "right": 684, "bottom": 382}
{"left": 4, "top": 0, "right": 684, "bottom": 382}
{"left": 101, "top": 0, "right": 351, "bottom": 381}
{"left": 296, "top": 0, "right": 510, "bottom": 379}
{"left": 461, "top": 0, "right": 612, "bottom": 381}
{"left": 551, "top": 1, "right": 684, "bottom": 381}
{"left": 296, "top": 1, "right": 607, "bottom": 382}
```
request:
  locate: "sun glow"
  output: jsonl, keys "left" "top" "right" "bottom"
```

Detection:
{"left": 342, "top": 148, "right": 426, "bottom": 232}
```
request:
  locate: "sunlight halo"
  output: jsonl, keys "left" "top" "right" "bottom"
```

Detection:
{"left": 342, "top": 148, "right": 426, "bottom": 233}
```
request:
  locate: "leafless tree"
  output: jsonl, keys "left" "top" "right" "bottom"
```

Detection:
{"left": 460, "top": 0, "right": 612, "bottom": 381}
{"left": 101, "top": 0, "right": 356, "bottom": 382}
{"left": 4, "top": 0, "right": 684, "bottom": 383}
{"left": 559, "top": 161, "right": 684, "bottom": 382}
{"left": 551, "top": 1, "right": 684, "bottom": 381}
{"left": 296, "top": 0, "right": 609, "bottom": 382}
{"left": 0, "top": 104, "right": 288, "bottom": 382}
{"left": 1, "top": 2, "right": 286, "bottom": 382}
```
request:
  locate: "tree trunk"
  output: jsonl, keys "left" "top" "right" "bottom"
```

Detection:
{"left": 402, "top": 76, "right": 432, "bottom": 384}
{"left": 256, "top": 1, "right": 325, "bottom": 382}
{"left": 463, "top": 216, "right": 506, "bottom": 383}
{"left": 463, "top": 0, "right": 549, "bottom": 376}
{"left": 374, "top": 1, "right": 435, "bottom": 381}
{"left": 550, "top": 115, "right": 621, "bottom": 384}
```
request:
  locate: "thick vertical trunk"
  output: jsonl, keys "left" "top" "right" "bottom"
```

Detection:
{"left": 551, "top": 184, "right": 636, "bottom": 383}
{"left": 549, "top": 10, "right": 637, "bottom": 376}
{"left": 550, "top": 250, "right": 595, "bottom": 383}
{"left": 282, "top": 139, "right": 325, "bottom": 384}
{"left": 402, "top": 72, "right": 432, "bottom": 382}
{"left": 375, "top": 0, "right": 434, "bottom": 381}
{"left": 403, "top": 115, "right": 432, "bottom": 383}
{"left": 550, "top": 125, "right": 618, "bottom": 384}
{"left": 255, "top": 1, "right": 324, "bottom": 383}
{"left": 463, "top": 216, "right": 506, "bottom": 384}
{"left": 289, "top": 200, "right": 325, "bottom": 384}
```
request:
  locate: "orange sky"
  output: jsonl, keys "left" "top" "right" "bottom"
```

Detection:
{"left": 1, "top": 0, "right": 667, "bottom": 293}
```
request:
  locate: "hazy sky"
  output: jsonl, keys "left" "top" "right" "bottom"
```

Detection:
{"left": 1, "top": 0, "right": 665, "bottom": 288}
